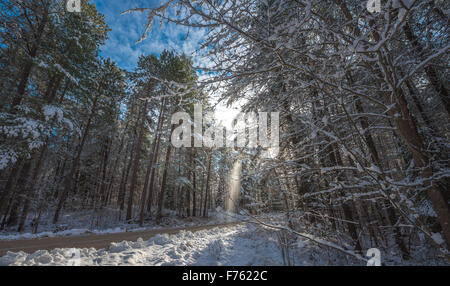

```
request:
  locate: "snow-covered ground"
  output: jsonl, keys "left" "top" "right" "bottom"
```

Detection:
{"left": 0, "top": 209, "right": 447, "bottom": 266}
{"left": 0, "top": 224, "right": 334, "bottom": 266}
{"left": 1, "top": 223, "right": 447, "bottom": 266}
{"left": 0, "top": 208, "right": 241, "bottom": 241}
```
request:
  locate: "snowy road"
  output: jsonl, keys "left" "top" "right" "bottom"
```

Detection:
{"left": 1, "top": 222, "right": 443, "bottom": 265}
{"left": 0, "top": 224, "right": 295, "bottom": 266}
{"left": 0, "top": 222, "right": 242, "bottom": 257}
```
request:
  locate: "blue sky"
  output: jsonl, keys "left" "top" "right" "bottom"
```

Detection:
{"left": 90, "top": 1, "right": 241, "bottom": 124}
{"left": 91, "top": 0, "right": 206, "bottom": 71}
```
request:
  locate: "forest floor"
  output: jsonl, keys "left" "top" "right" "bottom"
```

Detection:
{"left": 0, "top": 223, "right": 348, "bottom": 266}
{"left": 1, "top": 215, "right": 448, "bottom": 266}
{"left": 0, "top": 208, "right": 241, "bottom": 241}
{"left": 0, "top": 222, "right": 242, "bottom": 257}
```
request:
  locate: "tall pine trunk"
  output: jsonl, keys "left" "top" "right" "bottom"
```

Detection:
{"left": 126, "top": 100, "right": 149, "bottom": 221}
{"left": 139, "top": 100, "right": 165, "bottom": 226}
{"left": 53, "top": 91, "right": 100, "bottom": 224}
{"left": 156, "top": 125, "right": 175, "bottom": 224}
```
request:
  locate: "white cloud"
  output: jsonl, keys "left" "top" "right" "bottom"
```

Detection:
{"left": 93, "top": 0, "right": 208, "bottom": 71}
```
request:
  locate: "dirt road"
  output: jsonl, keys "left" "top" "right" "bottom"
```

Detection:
{"left": 0, "top": 222, "right": 242, "bottom": 256}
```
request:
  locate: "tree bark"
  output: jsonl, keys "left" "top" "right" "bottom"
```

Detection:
{"left": 11, "top": 3, "right": 50, "bottom": 109}
{"left": 203, "top": 152, "right": 212, "bottom": 217}
{"left": 53, "top": 91, "right": 100, "bottom": 224}
{"left": 126, "top": 100, "right": 149, "bottom": 221}
{"left": 156, "top": 126, "right": 175, "bottom": 224}
{"left": 403, "top": 21, "right": 449, "bottom": 116}
{"left": 139, "top": 100, "right": 165, "bottom": 226}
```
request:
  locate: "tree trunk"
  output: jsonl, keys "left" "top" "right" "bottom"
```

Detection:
{"left": 139, "top": 100, "right": 165, "bottom": 225}
{"left": 203, "top": 152, "right": 212, "bottom": 217}
{"left": 366, "top": 13, "right": 450, "bottom": 248}
{"left": 186, "top": 149, "right": 193, "bottom": 217}
{"left": 11, "top": 3, "right": 50, "bottom": 109}
{"left": 118, "top": 146, "right": 133, "bottom": 211}
{"left": 342, "top": 202, "right": 363, "bottom": 254}
{"left": 18, "top": 78, "right": 65, "bottom": 231}
{"left": 192, "top": 166, "right": 197, "bottom": 217}
{"left": 126, "top": 100, "right": 149, "bottom": 221}
{"left": 17, "top": 144, "right": 47, "bottom": 232}
{"left": 53, "top": 92, "right": 100, "bottom": 224}
{"left": 0, "top": 163, "right": 21, "bottom": 216}
{"left": 146, "top": 119, "right": 164, "bottom": 214}
{"left": 403, "top": 21, "right": 449, "bottom": 116}
{"left": 156, "top": 125, "right": 175, "bottom": 224}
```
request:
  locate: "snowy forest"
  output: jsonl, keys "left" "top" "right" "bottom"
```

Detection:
{"left": 0, "top": 0, "right": 449, "bottom": 266}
